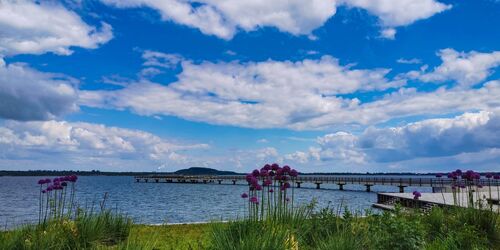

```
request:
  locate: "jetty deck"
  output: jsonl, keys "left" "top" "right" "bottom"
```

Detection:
{"left": 375, "top": 190, "right": 500, "bottom": 212}
{"left": 134, "top": 175, "right": 500, "bottom": 193}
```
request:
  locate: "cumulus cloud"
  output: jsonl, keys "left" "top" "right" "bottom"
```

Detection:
{"left": 343, "top": 0, "right": 451, "bottom": 38}
{"left": 0, "top": 60, "right": 78, "bottom": 121}
{"left": 80, "top": 50, "right": 500, "bottom": 130}
{"left": 101, "top": 0, "right": 449, "bottom": 39}
{"left": 80, "top": 54, "right": 408, "bottom": 129}
{"left": 0, "top": 120, "right": 209, "bottom": 170}
{"left": 0, "top": 0, "right": 112, "bottom": 56}
{"left": 397, "top": 58, "right": 422, "bottom": 64}
{"left": 411, "top": 49, "right": 500, "bottom": 87}
{"left": 291, "top": 111, "right": 500, "bottom": 166}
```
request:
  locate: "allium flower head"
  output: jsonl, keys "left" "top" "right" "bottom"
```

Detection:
{"left": 485, "top": 173, "right": 493, "bottom": 179}
{"left": 271, "top": 163, "right": 279, "bottom": 171}
{"left": 282, "top": 165, "right": 291, "bottom": 173}
{"left": 252, "top": 169, "right": 260, "bottom": 177}
{"left": 494, "top": 175, "right": 500, "bottom": 180}
{"left": 290, "top": 169, "right": 298, "bottom": 177}
{"left": 241, "top": 193, "right": 248, "bottom": 198}
{"left": 269, "top": 189, "right": 274, "bottom": 193}
{"left": 263, "top": 179, "right": 272, "bottom": 186}
{"left": 255, "top": 184, "right": 263, "bottom": 191}
{"left": 413, "top": 191, "right": 421, "bottom": 200}
{"left": 435, "top": 173, "right": 443, "bottom": 178}
{"left": 249, "top": 197, "right": 258, "bottom": 204}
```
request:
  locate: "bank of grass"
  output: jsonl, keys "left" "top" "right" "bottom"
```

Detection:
{"left": 2, "top": 206, "right": 499, "bottom": 250}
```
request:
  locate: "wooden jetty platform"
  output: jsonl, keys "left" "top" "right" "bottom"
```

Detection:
{"left": 375, "top": 190, "right": 500, "bottom": 212}
{"left": 134, "top": 175, "right": 500, "bottom": 193}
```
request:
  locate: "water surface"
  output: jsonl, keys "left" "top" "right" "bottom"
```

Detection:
{"left": 0, "top": 175, "right": 433, "bottom": 228}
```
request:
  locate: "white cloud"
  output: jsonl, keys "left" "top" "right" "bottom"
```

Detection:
{"left": 343, "top": 0, "right": 451, "bottom": 38}
{"left": 292, "top": 111, "right": 500, "bottom": 166}
{"left": 0, "top": 60, "right": 78, "bottom": 120}
{"left": 397, "top": 58, "right": 422, "bottom": 64}
{"left": 80, "top": 51, "right": 500, "bottom": 130}
{"left": 80, "top": 54, "right": 408, "bottom": 129}
{"left": 0, "top": 0, "right": 112, "bottom": 56}
{"left": 413, "top": 49, "right": 500, "bottom": 87}
{"left": 0, "top": 120, "right": 209, "bottom": 170}
{"left": 101, "top": 0, "right": 448, "bottom": 39}
{"left": 380, "top": 28, "right": 396, "bottom": 39}
{"left": 142, "top": 50, "right": 183, "bottom": 69}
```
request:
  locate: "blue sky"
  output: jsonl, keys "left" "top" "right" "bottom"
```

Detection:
{"left": 1, "top": 0, "right": 499, "bottom": 173}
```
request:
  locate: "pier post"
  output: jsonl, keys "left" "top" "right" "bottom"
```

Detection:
{"left": 203, "top": 180, "right": 207, "bottom": 184}
{"left": 145, "top": 179, "right": 148, "bottom": 183}
{"left": 218, "top": 180, "right": 222, "bottom": 184}
{"left": 296, "top": 182, "right": 302, "bottom": 188}
{"left": 136, "top": 179, "right": 140, "bottom": 182}
{"left": 232, "top": 180, "right": 237, "bottom": 185}
{"left": 365, "top": 184, "right": 373, "bottom": 192}
{"left": 315, "top": 182, "right": 321, "bottom": 189}
{"left": 338, "top": 183, "right": 345, "bottom": 191}
{"left": 398, "top": 185, "right": 406, "bottom": 193}
{"left": 155, "top": 179, "right": 159, "bottom": 183}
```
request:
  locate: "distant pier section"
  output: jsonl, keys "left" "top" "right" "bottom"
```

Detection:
{"left": 133, "top": 175, "right": 500, "bottom": 193}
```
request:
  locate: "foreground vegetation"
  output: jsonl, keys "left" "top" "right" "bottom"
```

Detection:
{"left": 1, "top": 205, "right": 499, "bottom": 250}
{"left": 1, "top": 167, "right": 499, "bottom": 249}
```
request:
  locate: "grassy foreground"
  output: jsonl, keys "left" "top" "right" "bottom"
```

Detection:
{"left": 2, "top": 206, "right": 499, "bottom": 250}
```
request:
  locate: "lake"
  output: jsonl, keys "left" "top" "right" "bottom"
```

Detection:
{"left": 0, "top": 175, "right": 433, "bottom": 228}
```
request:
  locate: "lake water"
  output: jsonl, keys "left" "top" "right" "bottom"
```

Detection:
{"left": 0, "top": 175, "right": 433, "bottom": 228}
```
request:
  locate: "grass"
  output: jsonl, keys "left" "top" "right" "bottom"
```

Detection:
{"left": 1, "top": 205, "right": 499, "bottom": 250}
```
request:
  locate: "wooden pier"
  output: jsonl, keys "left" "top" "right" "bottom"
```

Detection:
{"left": 134, "top": 175, "right": 500, "bottom": 193}
{"left": 375, "top": 190, "right": 500, "bottom": 212}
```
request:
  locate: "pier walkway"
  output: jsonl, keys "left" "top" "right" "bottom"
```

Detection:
{"left": 134, "top": 175, "right": 500, "bottom": 193}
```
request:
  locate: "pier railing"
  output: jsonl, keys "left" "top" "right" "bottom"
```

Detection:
{"left": 134, "top": 174, "right": 500, "bottom": 192}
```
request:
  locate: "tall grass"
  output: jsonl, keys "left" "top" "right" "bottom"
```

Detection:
{"left": 0, "top": 210, "right": 132, "bottom": 249}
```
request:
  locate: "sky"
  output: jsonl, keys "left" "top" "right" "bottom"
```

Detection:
{"left": 0, "top": 0, "right": 499, "bottom": 173}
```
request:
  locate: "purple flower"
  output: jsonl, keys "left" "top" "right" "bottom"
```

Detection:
{"left": 46, "top": 186, "right": 53, "bottom": 192}
{"left": 477, "top": 184, "right": 484, "bottom": 188}
{"left": 455, "top": 169, "right": 462, "bottom": 175}
{"left": 451, "top": 186, "right": 457, "bottom": 190}
{"left": 38, "top": 179, "right": 45, "bottom": 185}
{"left": 68, "top": 175, "right": 78, "bottom": 183}
{"left": 61, "top": 182, "right": 67, "bottom": 187}
{"left": 263, "top": 179, "right": 272, "bottom": 186}
{"left": 447, "top": 172, "right": 454, "bottom": 178}
{"left": 485, "top": 173, "right": 493, "bottom": 179}
{"left": 255, "top": 184, "right": 263, "bottom": 191}
{"left": 246, "top": 174, "right": 253, "bottom": 183}
{"left": 262, "top": 164, "right": 271, "bottom": 171}
{"left": 282, "top": 165, "right": 291, "bottom": 173}
{"left": 494, "top": 175, "right": 500, "bottom": 180}
{"left": 252, "top": 169, "right": 260, "bottom": 177}
{"left": 413, "top": 191, "right": 421, "bottom": 200}
{"left": 435, "top": 173, "right": 443, "bottom": 178}
{"left": 241, "top": 193, "right": 248, "bottom": 198}
{"left": 271, "top": 163, "right": 279, "bottom": 171}
{"left": 289, "top": 169, "right": 298, "bottom": 177}
{"left": 460, "top": 184, "right": 466, "bottom": 189}
{"left": 276, "top": 168, "right": 284, "bottom": 176}
{"left": 283, "top": 182, "right": 291, "bottom": 189}
{"left": 45, "top": 178, "right": 51, "bottom": 184}
{"left": 249, "top": 197, "right": 258, "bottom": 204}
{"left": 269, "top": 189, "right": 274, "bottom": 193}
{"left": 260, "top": 169, "right": 269, "bottom": 177}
